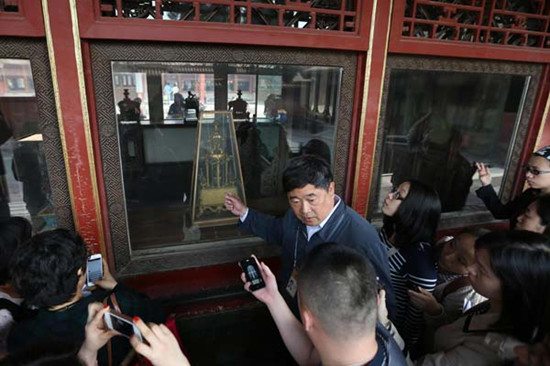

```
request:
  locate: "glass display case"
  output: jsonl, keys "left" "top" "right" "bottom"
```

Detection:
{"left": 373, "top": 56, "right": 541, "bottom": 223}
{"left": 0, "top": 58, "right": 57, "bottom": 231}
{"left": 110, "top": 60, "right": 344, "bottom": 250}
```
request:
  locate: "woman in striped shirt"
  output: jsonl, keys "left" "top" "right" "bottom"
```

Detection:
{"left": 380, "top": 180, "right": 440, "bottom": 358}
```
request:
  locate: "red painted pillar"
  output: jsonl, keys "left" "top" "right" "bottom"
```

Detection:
{"left": 41, "top": 0, "right": 105, "bottom": 254}
{"left": 351, "top": 0, "right": 394, "bottom": 216}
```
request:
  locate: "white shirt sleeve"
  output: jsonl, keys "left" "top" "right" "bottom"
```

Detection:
{"left": 240, "top": 208, "right": 249, "bottom": 222}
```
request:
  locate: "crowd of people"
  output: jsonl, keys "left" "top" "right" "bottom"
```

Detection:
{"left": 1, "top": 148, "right": 550, "bottom": 365}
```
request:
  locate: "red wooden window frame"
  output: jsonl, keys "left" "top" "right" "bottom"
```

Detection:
{"left": 0, "top": 0, "right": 44, "bottom": 37}
{"left": 77, "top": 0, "right": 371, "bottom": 51}
{"left": 389, "top": 0, "right": 550, "bottom": 63}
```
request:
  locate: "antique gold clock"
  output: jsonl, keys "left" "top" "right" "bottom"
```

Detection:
{"left": 191, "top": 111, "right": 246, "bottom": 227}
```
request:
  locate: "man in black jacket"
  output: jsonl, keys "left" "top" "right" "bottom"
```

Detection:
{"left": 241, "top": 243, "right": 406, "bottom": 366}
{"left": 225, "top": 155, "right": 395, "bottom": 317}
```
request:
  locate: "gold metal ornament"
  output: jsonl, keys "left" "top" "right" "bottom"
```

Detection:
{"left": 191, "top": 111, "right": 246, "bottom": 227}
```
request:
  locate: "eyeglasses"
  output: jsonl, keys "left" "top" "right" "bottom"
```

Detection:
{"left": 390, "top": 187, "right": 404, "bottom": 201}
{"left": 524, "top": 164, "right": 550, "bottom": 176}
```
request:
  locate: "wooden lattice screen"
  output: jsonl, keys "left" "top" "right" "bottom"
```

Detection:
{"left": 0, "top": 0, "right": 20, "bottom": 14}
{"left": 401, "top": 0, "right": 549, "bottom": 49}
{"left": 97, "top": 0, "right": 359, "bottom": 33}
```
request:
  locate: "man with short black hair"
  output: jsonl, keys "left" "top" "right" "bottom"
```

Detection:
{"left": 242, "top": 243, "right": 405, "bottom": 366}
{"left": 225, "top": 155, "right": 395, "bottom": 317}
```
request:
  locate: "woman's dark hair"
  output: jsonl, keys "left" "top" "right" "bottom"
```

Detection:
{"left": 282, "top": 155, "right": 333, "bottom": 193}
{"left": 383, "top": 179, "right": 441, "bottom": 247}
{"left": 0, "top": 217, "right": 32, "bottom": 284}
{"left": 476, "top": 230, "right": 550, "bottom": 343}
{"left": 534, "top": 195, "right": 550, "bottom": 236}
{"left": 10, "top": 229, "right": 88, "bottom": 308}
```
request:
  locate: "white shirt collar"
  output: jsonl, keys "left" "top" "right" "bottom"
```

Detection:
{"left": 318, "top": 195, "right": 341, "bottom": 229}
{"left": 305, "top": 196, "right": 341, "bottom": 241}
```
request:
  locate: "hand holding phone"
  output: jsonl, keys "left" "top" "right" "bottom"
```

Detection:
{"left": 130, "top": 317, "right": 190, "bottom": 366}
{"left": 86, "top": 254, "right": 104, "bottom": 287}
{"left": 78, "top": 303, "right": 118, "bottom": 365}
{"left": 103, "top": 309, "right": 143, "bottom": 342}
{"left": 239, "top": 257, "right": 266, "bottom": 291}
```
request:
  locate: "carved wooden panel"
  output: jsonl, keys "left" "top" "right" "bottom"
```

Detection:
{"left": 0, "top": 0, "right": 19, "bottom": 13}
{"left": 401, "top": 0, "right": 550, "bottom": 49}
{"left": 98, "top": 0, "right": 359, "bottom": 32}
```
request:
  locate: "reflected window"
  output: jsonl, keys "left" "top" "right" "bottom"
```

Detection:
{"left": 228, "top": 73, "right": 256, "bottom": 119}
{"left": 163, "top": 72, "right": 215, "bottom": 118}
{"left": 112, "top": 61, "right": 342, "bottom": 250}
{"left": 377, "top": 69, "right": 528, "bottom": 213}
{"left": 0, "top": 59, "right": 57, "bottom": 231}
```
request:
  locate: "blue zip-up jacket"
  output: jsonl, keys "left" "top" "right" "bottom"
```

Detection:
{"left": 239, "top": 202, "right": 396, "bottom": 319}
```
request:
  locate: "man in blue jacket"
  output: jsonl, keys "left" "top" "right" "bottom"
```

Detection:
{"left": 225, "top": 155, "right": 395, "bottom": 318}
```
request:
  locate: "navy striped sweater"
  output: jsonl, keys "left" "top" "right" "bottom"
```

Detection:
{"left": 380, "top": 228, "right": 437, "bottom": 351}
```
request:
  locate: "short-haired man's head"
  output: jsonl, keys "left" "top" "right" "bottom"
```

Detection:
{"left": 282, "top": 155, "right": 333, "bottom": 193}
{"left": 10, "top": 229, "right": 88, "bottom": 308}
{"left": 298, "top": 243, "right": 378, "bottom": 341}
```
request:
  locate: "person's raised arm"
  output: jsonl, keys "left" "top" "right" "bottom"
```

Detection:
{"left": 225, "top": 193, "right": 286, "bottom": 246}
{"left": 78, "top": 302, "right": 118, "bottom": 366}
{"left": 475, "top": 162, "right": 520, "bottom": 219}
{"left": 475, "top": 162, "right": 492, "bottom": 187}
{"left": 224, "top": 192, "right": 248, "bottom": 218}
{"left": 242, "top": 256, "right": 320, "bottom": 366}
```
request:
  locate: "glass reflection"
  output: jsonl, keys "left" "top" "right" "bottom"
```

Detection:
{"left": 0, "top": 59, "right": 56, "bottom": 231}
{"left": 378, "top": 70, "right": 528, "bottom": 213}
{"left": 112, "top": 61, "right": 342, "bottom": 250}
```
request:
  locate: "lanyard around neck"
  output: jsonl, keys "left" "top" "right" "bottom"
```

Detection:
{"left": 293, "top": 227, "right": 300, "bottom": 269}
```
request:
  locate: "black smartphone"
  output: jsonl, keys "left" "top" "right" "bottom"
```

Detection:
{"left": 239, "top": 257, "right": 266, "bottom": 291}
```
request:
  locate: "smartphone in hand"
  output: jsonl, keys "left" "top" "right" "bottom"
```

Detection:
{"left": 86, "top": 254, "right": 103, "bottom": 287}
{"left": 104, "top": 309, "right": 143, "bottom": 342}
{"left": 239, "top": 257, "right": 266, "bottom": 291}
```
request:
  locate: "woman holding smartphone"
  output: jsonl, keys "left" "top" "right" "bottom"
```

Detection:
{"left": 380, "top": 180, "right": 441, "bottom": 357}
{"left": 7, "top": 229, "right": 165, "bottom": 366}
{"left": 418, "top": 230, "right": 550, "bottom": 365}
{"left": 476, "top": 145, "right": 550, "bottom": 227}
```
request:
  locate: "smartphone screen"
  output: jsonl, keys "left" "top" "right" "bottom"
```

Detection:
{"left": 109, "top": 313, "right": 135, "bottom": 337}
{"left": 104, "top": 312, "right": 143, "bottom": 341}
{"left": 239, "top": 257, "right": 265, "bottom": 291}
{"left": 87, "top": 255, "right": 103, "bottom": 286}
